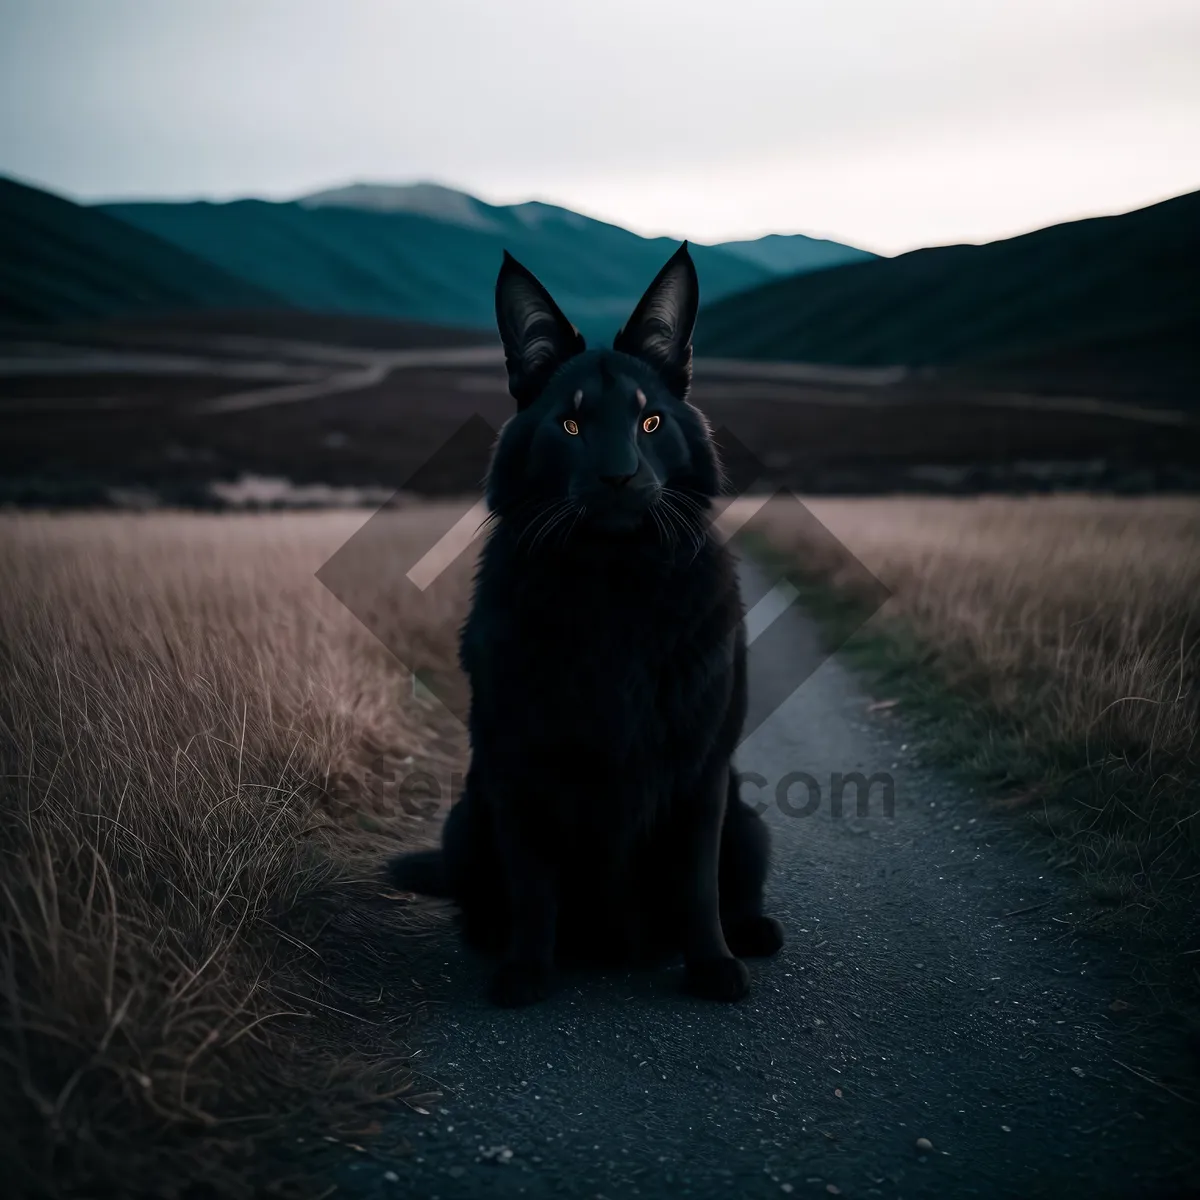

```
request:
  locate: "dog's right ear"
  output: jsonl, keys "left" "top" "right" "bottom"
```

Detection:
{"left": 495, "top": 251, "right": 585, "bottom": 407}
{"left": 613, "top": 243, "right": 698, "bottom": 401}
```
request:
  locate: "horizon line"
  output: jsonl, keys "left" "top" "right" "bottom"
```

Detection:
{"left": 4, "top": 167, "right": 1198, "bottom": 260}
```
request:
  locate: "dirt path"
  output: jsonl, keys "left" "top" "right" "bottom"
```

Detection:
{"left": 336, "top": 554, "right": 1197, "bottom": 1199}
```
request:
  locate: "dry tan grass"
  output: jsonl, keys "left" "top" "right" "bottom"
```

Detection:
{"left": 0, "top": 509, "right": 474, "bottom": 1199}
{"left": 748, "top": 495, "right": 1200, "bottom": 874}
{"left": 5, "top": 496, "right": 1196, "bottom": 1193}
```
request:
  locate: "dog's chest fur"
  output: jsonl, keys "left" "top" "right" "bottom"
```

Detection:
{"left": 464, "top": 533, "right": 741, "bottom": 796}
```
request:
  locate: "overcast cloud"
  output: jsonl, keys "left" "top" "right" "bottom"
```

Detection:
{"left": 1, "top": 0, "right": 1197, "bottom": 252}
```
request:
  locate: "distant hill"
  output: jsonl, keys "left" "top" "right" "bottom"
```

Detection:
{"left": 0, "top": 176, "right": 283, "bottom": 325}
{"left": 697, "top": 190, "right": 1200, "bottom": 386}
{"left": 713, "top": 232, "right": 876, "bottom": 275}
{"left": 299, "top": 181, "right": 876, "bottom": 278}
{"left": 0, "top": 173, "right": 876, "bottom": 335}
{"left": 300, "top": 181, "right": 511, "bottom": 229}
{"left": 100, "top": 191, "right": 773, "bottom": 339}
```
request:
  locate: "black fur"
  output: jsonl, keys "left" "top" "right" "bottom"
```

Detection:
{"left": 387, "top": 848, "right": 448, "bottom": 897}
{"left": 388, "top": 244, "right": 783, "bottom": 1006}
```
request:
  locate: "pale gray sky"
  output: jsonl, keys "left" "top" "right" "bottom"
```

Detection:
{"left": 1, "top": 0, "right": 1197, "bottom": 253}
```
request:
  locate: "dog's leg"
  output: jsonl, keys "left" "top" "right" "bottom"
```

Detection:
{"left": 489, "top": 802, "right": 558, "bottom": 1007}
{"left": 680, "top": 758, "right": 750, "bottom": 1001}
{"left": 719, "top": 772, "right": 785, "bottom": 957}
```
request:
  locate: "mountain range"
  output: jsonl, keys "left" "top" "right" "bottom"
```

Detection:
{"left": 97, "top": 183, "right": 873, "bottom": 338}
{"left": 0, "top": 174, "right": 875, "bottom": 336}
{"left": 696, "top": 188, "right": 1200, "bottom": 392}
{"left": 2, "top": 173, "right": 1196, "bottom": 396}
{"left": 0, "top": 176, "right": 278, "bottom": 324}
{"left": 298, "top": 182, "right": 878, "bottom": 277}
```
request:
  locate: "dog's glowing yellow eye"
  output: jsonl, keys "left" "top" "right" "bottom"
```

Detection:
{"left": 563, "top": 419, "right": 579, "bottom": 435}
{"left": 642, "top": 414, "right": 661, "bottom": 433}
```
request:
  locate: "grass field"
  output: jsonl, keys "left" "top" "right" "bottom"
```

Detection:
{"left": 3, "top": 498, "right": 1198, "bottom": 1192}
{"left": 748, "top": 495, "right": 1200, "bottom": 927}
{"left": 0, "top": 509, "right": 473, "bottom": 1198}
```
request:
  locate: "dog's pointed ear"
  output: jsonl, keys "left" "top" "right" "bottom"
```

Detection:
{"left": 495, "top": 251, "right": 585, "bottom": 407}
{"left": 613, "top": 243, "right": 699, "bottom": 399}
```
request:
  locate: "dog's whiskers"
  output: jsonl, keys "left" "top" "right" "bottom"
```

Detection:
{"left": 649, "top": 503, "right": 672, "bottom": 550}
{"left": 658, "top": 490, "right": 707, "bottom": 561}
{"left": 515, "top": 498, "right": 569, "bottom": 551}
{"left": 527, "top": 500, "right": 583, "bottom": 555}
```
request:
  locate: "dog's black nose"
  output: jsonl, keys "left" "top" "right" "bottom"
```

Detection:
{"left": 600, "top": 473, "right": 635, "bottom": 488}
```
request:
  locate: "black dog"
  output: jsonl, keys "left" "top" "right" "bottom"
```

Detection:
{"left": 389, "top": 244, "right": 783, "bottom": 1006}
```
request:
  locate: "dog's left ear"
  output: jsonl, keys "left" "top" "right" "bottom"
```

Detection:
{"left": 495, "top": 251, "right": 586, "bottom": 408}
{"left": 613, "top": 243, "right": 699, "bottom": 400}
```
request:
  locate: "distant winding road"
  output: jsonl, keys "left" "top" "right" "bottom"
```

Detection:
{"left": 336, "top": 555, "right": 1198, "bottom": 1200}
{"left": 0, "top": 338, "right": 1189, "bottom": 426}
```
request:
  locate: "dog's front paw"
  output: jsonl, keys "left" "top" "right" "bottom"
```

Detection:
{"left": 685, "top": 955, "right": 751, "bottom": 1002}
{"left": 725, "top": 915, "right": 785, "bottom": 958}
{"left": 489, "top": 960, "right": 554, "bottom": 1008}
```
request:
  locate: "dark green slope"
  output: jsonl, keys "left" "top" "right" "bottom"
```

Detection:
{"left": 713, "top": 231, "right": 876, "bottom": 275}
{"left": 99, "top": 198, "right": 771, "bottom": 338}
{"left": 0, "top": 176, "right": 282, "bottom": 324}
{"left": 697, "top": 190, "right": 1200, "bottom": 371}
